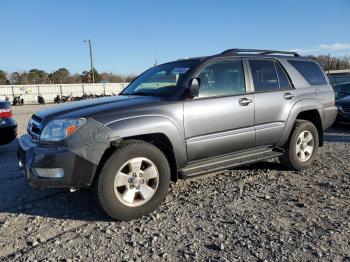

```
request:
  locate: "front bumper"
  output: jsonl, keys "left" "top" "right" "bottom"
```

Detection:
{"left": 17, "top": 135, "right": 97, "bottom": 189}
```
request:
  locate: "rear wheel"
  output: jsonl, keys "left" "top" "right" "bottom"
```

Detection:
{"left": 280, "top": 120, "right": 319, "bottom": 170}
{"left": 96, "top": 140, "right": 170, "bottom": 221}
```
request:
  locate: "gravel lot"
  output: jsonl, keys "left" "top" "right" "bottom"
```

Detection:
{"left": 0, "top": 104, "right": 349, "bottom": 261}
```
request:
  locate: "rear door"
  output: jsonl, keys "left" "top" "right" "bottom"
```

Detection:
{"left": 248, "top": 59, "right": 297, "bottom": 147}
{"left": 184, "top": 59, "right": 255, "bottom": 162}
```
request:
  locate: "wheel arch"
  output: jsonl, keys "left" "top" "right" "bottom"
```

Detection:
{"left": 122, "top": 133, "right": 179, "bottom": 182}
{"left": 295, "top": 110, "right": 323, "bottom": 146}
{"left": 278, "top": 99, "right": 324, "bottom": 147}
{"left": 89, "top": 115, "right": 187, "bottom": 187}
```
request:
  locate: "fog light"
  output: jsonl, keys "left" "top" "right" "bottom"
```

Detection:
{"left": 34, "top": 168, "right": 64, "bottom": 178}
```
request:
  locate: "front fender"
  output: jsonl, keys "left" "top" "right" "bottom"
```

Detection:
{"left": 106, "top": 115, "right": 187, "bottom": 168}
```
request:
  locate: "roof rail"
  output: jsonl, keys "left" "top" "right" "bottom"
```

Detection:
{"left": 220, "top": 48, "right": 300, "bottom": 57}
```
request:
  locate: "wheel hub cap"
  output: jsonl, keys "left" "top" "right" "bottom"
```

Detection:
{"left": 130, "top": 174, "right": 143, "bottom": 187}
{"left": 295, "top": 130, "right": 314, "bottom": 162}
{"left": 113, "top": 157, "right": 159, "bottom": 207}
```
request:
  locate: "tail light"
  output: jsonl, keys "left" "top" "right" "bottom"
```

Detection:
{"left": 0, "top": 108, "right": 12, "bottom": 118}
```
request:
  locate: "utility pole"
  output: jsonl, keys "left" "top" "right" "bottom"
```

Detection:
{"left": 84, "top": 39, "right": 95, "bottom": 83}
{"left": 154, "top": 45, "right": 158, "bottom": 66}
{"left": 326, "top": 52, "right": 331, "bottom": 74}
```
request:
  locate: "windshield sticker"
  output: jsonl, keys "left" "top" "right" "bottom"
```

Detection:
{"left": 171, "top": 68, "right": 190, "bottom": 74}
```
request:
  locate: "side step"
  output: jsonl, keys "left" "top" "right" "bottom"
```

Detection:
{"left": 179, "top": 149, "right": 283, "bottom": 178}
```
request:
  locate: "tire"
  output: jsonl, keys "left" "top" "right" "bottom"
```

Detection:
{"left": 95, "top": 140, "right": 171, "bottom": 221}
{"left": 279, "top": 120, "right": 319, "bottom": 171}
{"left": 0, "top": 127, "right": 17, "bottom": 146}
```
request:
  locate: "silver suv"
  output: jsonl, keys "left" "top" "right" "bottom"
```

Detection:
{"left": 18, "top": 49, "right": 337, "bottom": 220}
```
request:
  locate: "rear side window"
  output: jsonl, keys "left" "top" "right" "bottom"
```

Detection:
{"left": 249, "top": 60, "right": 279, "bottom": 92}
{"left": 275, "top": 62, "right": 291, "bottom": 90}
{"left": 289, "top": 60, "right": 328, "bottom": 86}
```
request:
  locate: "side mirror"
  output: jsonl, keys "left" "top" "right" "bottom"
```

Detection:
{"left": 189, "top": 78, "right": 200, "bottom": 98}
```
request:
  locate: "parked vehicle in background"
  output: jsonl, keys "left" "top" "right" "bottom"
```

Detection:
{"left": 53, "top": 94, "right": 115, "bottom": 104}
{"left": 334, "top": 82, "right": 350, "bottom": 123}
{"left": 12, "top": 96, "right": 24, "bottom": 106}
{"left": 336, "top": 97, "right": 350, "bottom": 123}
{"left": 328, "top": 70, "right": 350, "bottom": 86}
{"left": 18, "top": 49, "right": 337, "bottom": 221}
{"left": 0, "top": 101, "right": 17, "bottom": 146}
{"left": 37, "top": 95, "right": 46, "bottom": 105}
{"left": 334, "top": 82, "right": 350, "bottom": 100}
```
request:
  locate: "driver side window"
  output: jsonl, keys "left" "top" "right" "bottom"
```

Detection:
{"left": 196, "top": 60, "right": 246, "bottom": 98}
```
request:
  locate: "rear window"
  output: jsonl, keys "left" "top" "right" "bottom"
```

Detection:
{"left": 289, "top": 60, "right": 328, "bottom": 86}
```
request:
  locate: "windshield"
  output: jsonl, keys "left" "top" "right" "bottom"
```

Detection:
{"left": 121, "top": 60, "right": 199, "bottom": 97}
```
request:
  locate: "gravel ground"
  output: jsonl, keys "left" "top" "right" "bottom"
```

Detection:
{"left": 0, "top": 104, "right": 349, "bottom": 261}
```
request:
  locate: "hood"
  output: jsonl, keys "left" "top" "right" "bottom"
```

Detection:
{"left": 35, "top": 95, "right": 161, "bottom": 122}
{"left": 336, "top": 95, "right": 350, "bottom": 106}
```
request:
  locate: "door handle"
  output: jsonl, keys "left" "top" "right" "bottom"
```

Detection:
{"left": 239, "top": 97, "right": 253, "bottom": 106}
{"left": 284, "top": 93, "right": 295, "bottom": 100}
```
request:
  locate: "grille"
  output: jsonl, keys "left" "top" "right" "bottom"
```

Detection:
{"left": 342, "top": 106, "right": 350, "bottom": 113}
{"left": 27, "top": 115, "right": 43, "bottom": 141}
{"left": 32, "top": 114, "right": 43, "bottom": 123}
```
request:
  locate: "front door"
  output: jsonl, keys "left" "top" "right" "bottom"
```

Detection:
{"left": 184, "top": 59, "right": 255, "bottom": 162}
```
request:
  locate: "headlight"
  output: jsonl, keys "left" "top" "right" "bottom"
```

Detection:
{"left": 40, "top": 118, "right": 86, "bottom": 142}
{"left": 337, "top": 105, "right": 343, "bottom": 112}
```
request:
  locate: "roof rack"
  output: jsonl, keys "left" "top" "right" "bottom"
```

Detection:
{"left": 220, "top": 48, "right": 300, "bottom": 57}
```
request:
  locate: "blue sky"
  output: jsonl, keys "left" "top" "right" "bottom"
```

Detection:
{"left": 1, "top": 0, "right": 350, "bottom": 75}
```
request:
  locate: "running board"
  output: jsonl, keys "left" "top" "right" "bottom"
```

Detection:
{"left": 179, "top": 148, "right": 283, "bottom": 178}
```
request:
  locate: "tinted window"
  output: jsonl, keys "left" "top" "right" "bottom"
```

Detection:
{"left": 249, "top": 60, "right": 279, "bottom": 92}
{"left": 275, "top": 62, "right": 291, "bottom": 89}
{"left": 289, "top": 60, "right": 328, "bottom": 86}
{"left": 337, "top": 83, "right": 350, "bottom": 99}
{"left": 328, "top": 74, "right": 350, "bottom": 85}
{"left": 196, "top": 60, "right": 245, "bottom": 97}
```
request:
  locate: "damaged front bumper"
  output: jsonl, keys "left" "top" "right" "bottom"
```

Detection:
{"left": 17, "top": 134, "right": 97, "bottom": 189}
{"left": 18, "top": 118, "right": 115, "bottom": 190}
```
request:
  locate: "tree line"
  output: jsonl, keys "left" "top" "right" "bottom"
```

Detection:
{"left": 0, "top": 55, "right": 349, "bottom": 85}
{"left": 0, "top": 68, "right": 137, "bottom": 85}
{"left": 308, "top": 55, "right": 350, "bottom": 72}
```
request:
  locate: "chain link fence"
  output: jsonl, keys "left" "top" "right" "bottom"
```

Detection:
{"left": 0, "top": 83, "right": 129, "bottom": 104}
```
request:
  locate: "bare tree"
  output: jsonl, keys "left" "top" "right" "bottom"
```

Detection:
{"left": 1, "top": 68, "right": 137, "bottom": 85}
{"left": 308, "top": 55, "right": 350, "bottom": 71}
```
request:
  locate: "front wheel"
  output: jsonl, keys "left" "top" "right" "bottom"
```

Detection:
{"left": 95, "top": 140, "right": 171, "bottom": 221}
{"left": 279, "top": 120, "right": 319, "bottom": 171}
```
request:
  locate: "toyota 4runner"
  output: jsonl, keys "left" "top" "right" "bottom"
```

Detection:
{"left": 18, "top": 49, "right": 337, "bottom": 220}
